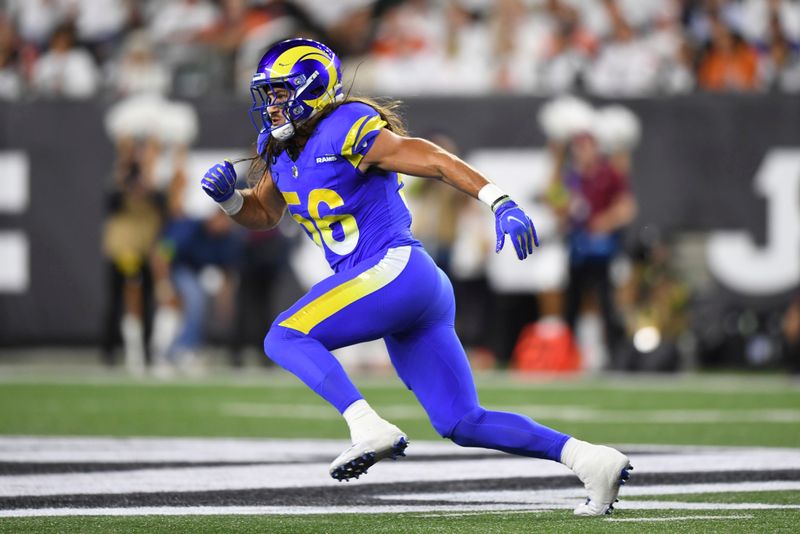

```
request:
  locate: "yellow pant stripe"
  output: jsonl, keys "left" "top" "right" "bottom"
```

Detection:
{"left": 278, "top": 246, "right": 412, "bottom": 334}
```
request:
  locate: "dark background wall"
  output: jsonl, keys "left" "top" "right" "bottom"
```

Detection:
{"left": 1, "top": 95, "right": 799, "bottom": 344}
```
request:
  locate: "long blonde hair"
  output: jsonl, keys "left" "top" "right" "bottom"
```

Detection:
{"left": 243, "top": 96, "right": 407, "bottom": 186}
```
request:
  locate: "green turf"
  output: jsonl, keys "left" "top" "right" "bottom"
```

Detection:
{"left": 1, "top": 372, "right": 799, "bottom": 533}
{"left": 628, "top": 490, "right": 800, "bottom": 505}
{"left": 1, "top": 509, "right": 799, "bottom": 534}
{"left": 0, "top": 373, "right": 798, "bottom": 447}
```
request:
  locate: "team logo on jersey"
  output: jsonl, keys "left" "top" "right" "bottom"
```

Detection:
{"left": 316, "top": 154, "right": 338, "bottom": 164}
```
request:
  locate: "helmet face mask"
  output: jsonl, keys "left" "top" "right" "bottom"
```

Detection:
{"left": 249, "top": 39, "right": 344, "bottom": 143}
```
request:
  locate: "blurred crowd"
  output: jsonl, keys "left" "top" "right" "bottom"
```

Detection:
{"left": 99, "top": 92, "right": 298, "bottom": 375}
{"left": 4, "top": 0, "right": 797, "bottom": 375}
{"left": 2, "top": 0, "right": 800, "bottom": 102}
{"left": 96, "top": 88, "right": 800, "bottom": 377}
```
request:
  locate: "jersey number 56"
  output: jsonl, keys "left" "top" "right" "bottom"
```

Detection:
{"left": 282, "top": 188, "right": 360, "bottom": 256}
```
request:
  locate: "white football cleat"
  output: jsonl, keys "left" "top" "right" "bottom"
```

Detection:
{"left": 564, "top": 439, "right": 632, "bottom": 516}
{"left": 329, "top": 423, "right": 408, "bottom": 482}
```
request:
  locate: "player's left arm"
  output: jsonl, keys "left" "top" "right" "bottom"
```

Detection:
{"left": 360, "top": 129, "right": 488, "bottom": 198}
{"left": 361, "top": 128, "right": 538, "bottom": 260}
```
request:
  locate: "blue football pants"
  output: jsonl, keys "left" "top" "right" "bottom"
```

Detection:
{"left": 263, "top": 245, "right": 569, "bottom": 462}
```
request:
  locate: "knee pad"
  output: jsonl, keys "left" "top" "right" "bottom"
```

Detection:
{"left": 447, "top": 406, "right": 487, "bottom": 445}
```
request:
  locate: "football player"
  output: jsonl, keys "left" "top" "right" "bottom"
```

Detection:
{"left": 201, "top": 38, "right": 631, "bottom": 516}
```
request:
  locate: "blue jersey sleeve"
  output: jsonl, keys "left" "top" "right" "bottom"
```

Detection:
{"left": 325, "top": 102, "right": 387, "bottom": 168}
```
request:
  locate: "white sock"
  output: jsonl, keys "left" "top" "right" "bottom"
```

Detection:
{"left": 560, "top": 437, "right": 590, "bottom": 469}
{"left": 343, "top": 399, "right": 385, "bottom": 443}
{"left": 121, "top": 314, "right": 145, "bottom": 376}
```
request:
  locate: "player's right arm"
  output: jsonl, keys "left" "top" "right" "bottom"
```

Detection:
{"left": 201, "top": 161, "right": 286, "bottom": 230}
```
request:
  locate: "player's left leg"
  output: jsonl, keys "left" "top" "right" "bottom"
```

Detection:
{"left": 385, "top": 265, "right": 631, "bottom": 515}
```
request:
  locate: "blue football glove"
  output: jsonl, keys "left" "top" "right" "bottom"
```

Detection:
{"left": 201, "top": 160, "right": 237, "bottom": 203}
{"left": 494, "top": 200, "right": 539, "bottom": 260}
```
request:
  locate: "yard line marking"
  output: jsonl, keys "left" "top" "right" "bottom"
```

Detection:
{"left": 0, "top": 437, "right": 507, "bottom": 463}
{"left": 3, "top": 436, "right": 797, "bottom": 463}
{"left": 4, "top": 463, "right": 800, "bottom": 499}
{"left": 621, "top": 502, "right": 800, "bottom": 511}
{"left": 375, "top": 481, "right": 800, "bottom": 509}
{"left": 606, "top": 514, "right": 754, "bottom": 523}
{"left": 416, "top": 510, "right": 543, "bottom": 518}
{"left": 0, "top": 504, "right": 794, "bottom": 518}
{"left": 0, "top": 504, "right": 541, "bottom": 518}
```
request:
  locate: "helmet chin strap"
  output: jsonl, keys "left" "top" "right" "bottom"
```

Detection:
{"left": 271, "top": 122, "right": 296, "bottom": 141}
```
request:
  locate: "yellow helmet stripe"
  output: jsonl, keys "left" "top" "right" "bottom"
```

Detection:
{"left": 271, "top": 46, "right": 331, "bottom": 77}
{"left": 269, "top": 45, "right": 337, "bottom": 110}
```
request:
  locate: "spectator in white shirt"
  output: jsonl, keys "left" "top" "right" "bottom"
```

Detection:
{"left": 585, "top": 5, "right": 659, "bottom": 97}
{"left": 67, "top": 0, "right": 135, "bottom": 64}
{"left": 740, "top": 0, "right": 800, "bottom": 44}
{"left": 108, "top": 30, "right": 171, "bottom": 97}
{"left": 31, "top": 23, "right": 100, "bottom": 99}
{"left": 148, "top": 0, "right": 219, "bottom": 45}
{"left": 5, "top": 0, "right": 71, "bottom": 50}
{"left": 533, "top": 2, "right": 597, "bottom": 94}
{"left": 758, "top": 10, "right": 800, "bottom": 92}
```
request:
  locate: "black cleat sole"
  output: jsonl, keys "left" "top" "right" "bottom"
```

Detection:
{"left": 330, "top": 437, "right": 408, "bottom": 482}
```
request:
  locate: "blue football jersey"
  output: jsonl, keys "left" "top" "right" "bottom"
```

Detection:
{"left": 267, "top": 102, "right": 420, "bottom": 272}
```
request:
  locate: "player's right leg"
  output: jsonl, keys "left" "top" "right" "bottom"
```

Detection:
{"left": 262, "top": 246, "right": 434, "bottom": 480}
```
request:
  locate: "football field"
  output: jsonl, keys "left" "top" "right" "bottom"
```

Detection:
{"left": 0, "top": 368, "right": 798, "bottom": 533}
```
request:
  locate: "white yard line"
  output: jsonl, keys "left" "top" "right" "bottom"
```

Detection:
{"left": 606, "top": 514, "right": 754, "bottom": 523}
{"left": 1, "top": 439, "right": 800, "bottom": 498}
{"left": 416, "top": 510, "right": 543, "bottom": 518}
{"left": 0, "top": 503, "right": 794, "bottom": 518}
{"left": 0, "top": 504, "right": 541, "bottom": 518}
{"left": 1, "top": 438, "right": 799, "bottom": 517}
{"left": 382, "top": 481, "right": 800, "bottom": 504}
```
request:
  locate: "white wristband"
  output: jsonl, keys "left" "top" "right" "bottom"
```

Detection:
{"left": 478, "top": 183, "right": 510, "bottom": 212}
{"left": 218, "top": 190, "right": 244, "bottom": 216}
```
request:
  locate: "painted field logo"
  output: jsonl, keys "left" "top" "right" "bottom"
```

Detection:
{"left": 1, "top": 438, "right": 799, "bottom": 518}
{"left": 316, "top": 155, "right": 338, "bottom": 164}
